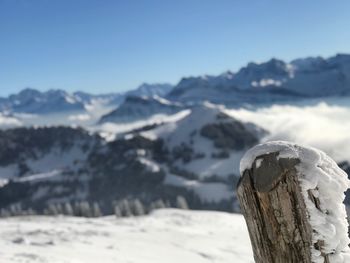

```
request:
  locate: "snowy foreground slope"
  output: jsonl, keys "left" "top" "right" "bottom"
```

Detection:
{"left": 0, "top": 209, "right": 253, "bottom": 263}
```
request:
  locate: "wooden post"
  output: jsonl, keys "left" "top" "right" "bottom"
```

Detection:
{"left": 237, "top": 152, "right": 312, "bottom": 262}
{"left": 237, "top": 142, "right": 350, "bottom": 263}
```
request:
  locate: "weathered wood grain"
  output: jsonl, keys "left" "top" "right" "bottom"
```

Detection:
{"left": 237, "top": 152, "right": 314, "bottom": 263}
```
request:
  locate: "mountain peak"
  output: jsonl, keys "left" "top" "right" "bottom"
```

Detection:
{"left": 17, "top": 87, "right": 41, "bottom": 97}
{"left": 126, "top": 83, "right": 173, "bottom": 98}
{"left": 99, "top": 94, "right": 183, "bottom": 124}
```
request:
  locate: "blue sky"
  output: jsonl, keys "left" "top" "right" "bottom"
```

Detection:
{"left": 1, "top": 0, "right": 350, "bottom": 96}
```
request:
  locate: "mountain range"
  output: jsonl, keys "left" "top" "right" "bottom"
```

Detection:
{"left": 1, "top": 54, "right": 350, "bottom": 215}
{"left": 0, "top": 104, "right": 264, "bottom": 213}
{"left": 99, "top": 95, "right": 183, "bottom": 123}
{"left": 0, "top": 83, "right": 172, "bottom": 114}
{"left": 168, "top": 54, "right": 350, "bottom": 103}
{"left": 2, "top": 54, "right": 350, "bottom": 116}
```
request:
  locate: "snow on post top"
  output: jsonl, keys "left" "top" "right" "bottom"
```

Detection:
{"left": 240, "top": 141, "right": 317, "bottom": 175}
{"left": 240, "top": 141, "right": 350, "bottom": 262}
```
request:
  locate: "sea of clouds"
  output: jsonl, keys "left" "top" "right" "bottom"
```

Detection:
{"left": 226, "top": 99, "right": 350, "bottom": 163}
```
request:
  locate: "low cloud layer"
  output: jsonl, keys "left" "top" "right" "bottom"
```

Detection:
{"left": 0, "top": 114, "right": 22, "bottom": 128}
{"left": 226, "top": 101, "right": 350, "bottom": 162}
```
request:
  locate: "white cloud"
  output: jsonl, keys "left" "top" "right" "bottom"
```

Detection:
{"left": 226, "top": 101, "right": 350, "bottom": 162}
{"left": 68, "top": 114, "right": 91, "bottom": 122}
{"left": 0, "top": 114, "right": 22, "bottom": 128}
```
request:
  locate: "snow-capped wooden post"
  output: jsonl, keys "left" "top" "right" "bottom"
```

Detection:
{"left": 237, "top": 141, "right": 350, "bottom": 263}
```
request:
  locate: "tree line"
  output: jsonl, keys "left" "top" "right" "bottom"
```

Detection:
{"left": 0, "top": 196, "right": 189, "bottom": 218}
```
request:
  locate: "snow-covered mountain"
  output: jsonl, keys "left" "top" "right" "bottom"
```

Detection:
{"left": 3, "top": 54, "right": 350, "bottom": 118}
{"left": 0, "top": 126, "right": 99, "bottom": 185}
{"left": 74, "top": 83, "right": 172, "bottom": 106}
{"left": 3, "top": 54, "right": 350, "bottom": 116}
{"left": 168, "top": 54, "right": 350, "bottom": 104}
{"left": 73, "top": 91, "right": 123, "bottom": 105}
{"left": 125, "top": 83, "right": 173, "bottom": 97}
{"left": 0, "top": 88, "right": 121, "bottom": 115}
{"left": 0, "top": 104, "right": 265, "bottom": 213}
{"left": 140, "top": 102, "right": 264, "bottom": 177}
{"left": 2, "top": 54, "right": 350, "bottom": 215}
{"left": 99, "top": 95, "right": 183, "bottom": 123}
{"left": 0, "top": 88, "right": 86, "bottom": 114}
{"left": 1, "top": 98, "right": 350, "bottom": 216}
{"left": 0, "top": 83, "right": 173, "bottom": 115}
